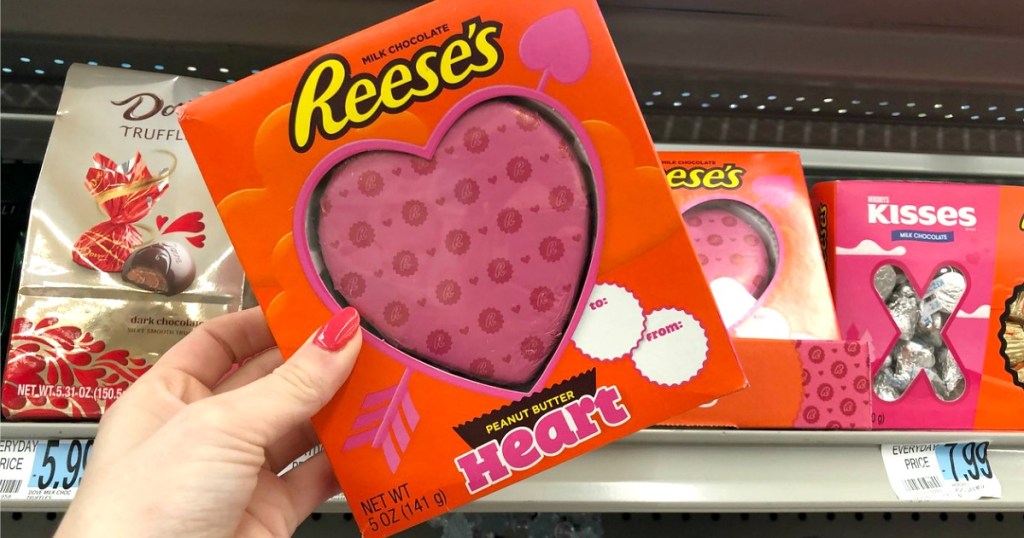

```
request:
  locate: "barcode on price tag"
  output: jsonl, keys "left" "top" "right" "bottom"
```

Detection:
{"left": 881, "top": 441, "right": 1002, "bottom": 501}
{"left": 0, "top": 439, "right": 94, "bottom": 501}
{"left": 1, "top": 479, "right": 25, "bottom": 494}
{"left": 0, "top": 439, "right": 38, "bottom": 500}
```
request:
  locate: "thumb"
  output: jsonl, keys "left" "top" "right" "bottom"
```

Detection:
{"left": 210, "top": 307, "right": 362, "bottom": 447}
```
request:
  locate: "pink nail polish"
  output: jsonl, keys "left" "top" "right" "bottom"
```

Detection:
{"left": 314, "top": 307, "right": 361, "bottom": 351}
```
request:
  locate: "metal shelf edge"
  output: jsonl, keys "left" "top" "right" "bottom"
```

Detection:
{"left": 4, "top": 424, "right": 1023, "bottom": 513}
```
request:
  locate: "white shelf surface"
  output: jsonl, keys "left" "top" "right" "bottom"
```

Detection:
{"left": 3, "top": 424, "right": 1022, "bottom": 512}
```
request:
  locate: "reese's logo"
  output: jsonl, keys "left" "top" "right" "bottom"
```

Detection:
{"left": 665, "top": 163, "right": 745, "bottom": 190}
{"left": 289, "top": 18, "right": 504, "bottom": 153}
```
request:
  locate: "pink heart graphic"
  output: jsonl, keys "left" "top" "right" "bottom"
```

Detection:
{"left": 295, "top": 90, "right": 605, "bottom": 397}
{"left": 156, "top": 215, "right": 169, "bottom": 231}
{"left": 162, "top": 211, "right": 206, "bottom": 235}
{"left": 520, "top": 9, "right": 591, "bottom": 87}
{"left": 186, "top": 234, "right": 206, "bottom": 248}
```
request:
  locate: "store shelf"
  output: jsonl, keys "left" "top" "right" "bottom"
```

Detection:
{"left": 2, "top": 3, "right": 1023, "bottom": 536}
{"left": 3, "top": 1, "right": 1023, "bottom": 159}
{"left": 3, "top": 424, "right": 1023, "bottom": 512}
{"left": 4, "top": 112, "right": 1023, "bottom": 181}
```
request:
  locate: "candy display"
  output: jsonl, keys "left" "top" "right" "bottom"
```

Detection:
{"left": 814, "top": 180, "right": 1024, "bottom": 430}
{"left": 660, "top": 152, "right": 840, "bottom": 339}
{"left": 179, "top": 1, "right": 744, "bottom": 535}
{"left": 1, "top": 65, "right": 244, "bottom": 420}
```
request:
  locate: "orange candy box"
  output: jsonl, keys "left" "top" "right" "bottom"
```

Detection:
{"left": 179, "top": 0, "right": 744, "bottom": 535}
{"left": 656, "top": 153, "right": 870, "bottom": 429}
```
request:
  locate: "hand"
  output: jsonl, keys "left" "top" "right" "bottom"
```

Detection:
{"left": 57, "top": 306, "right": 361, "bottom": 538}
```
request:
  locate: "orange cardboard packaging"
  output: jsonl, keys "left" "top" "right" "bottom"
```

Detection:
{"left": 663, "top": 338, "right": 873, "bottom": 429}
{"left": 178, "top": 0, "right": 744, "bottom": 535}
{"left": 657, "top": 153, "right": 871, "bottom": 429}
{"left": 659, "top": 152, "right": 840, "bottom": 339}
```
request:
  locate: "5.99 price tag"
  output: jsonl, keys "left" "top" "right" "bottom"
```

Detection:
{"left": 881, "top": 441, "right": 1002, "bottom": 501}
{"left": 32, "top": 439, "right": 94, "bottom": 493}
{"left": 0, "top": 439, "right": 93, "bottom": 501}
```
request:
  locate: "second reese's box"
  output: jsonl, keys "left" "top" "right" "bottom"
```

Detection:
{"left": 657, "top": 153, "right": 870, "bottom": 429}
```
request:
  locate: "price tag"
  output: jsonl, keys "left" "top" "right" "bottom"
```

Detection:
{"left": 0, "top": 439, "right": 38, "bottom": 500}
{"left": 881, "top": 441, "right": 1002, "bottom": 501}
{"left": 0, "top": 439, "right": 94, "bottom": 501}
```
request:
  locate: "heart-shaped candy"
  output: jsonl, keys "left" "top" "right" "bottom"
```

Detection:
{"left": 311, "top": 99, "right": 593, "bottom": 388}
{"left": 683, "top": 200, "right": 778, "bottom": 328}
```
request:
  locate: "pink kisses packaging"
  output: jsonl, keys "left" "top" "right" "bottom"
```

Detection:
{"left": 814, "top": 180, "right": 1024, "bottom": 430}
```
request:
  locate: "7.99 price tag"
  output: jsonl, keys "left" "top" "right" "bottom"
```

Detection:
{"left": 881, "top": 441, "right": 1002, "bottom": 501}
{"left": 937, "top": 442, "right": 995, "bottom": 483}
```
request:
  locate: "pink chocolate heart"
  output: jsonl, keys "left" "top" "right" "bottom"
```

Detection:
{"left": 684, "top": 201, "right": 777, "bottom": 301}
{"left": 313, "top": 99, "right": 592, "bottom": 387}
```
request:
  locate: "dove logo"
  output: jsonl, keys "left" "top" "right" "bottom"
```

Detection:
{"left": 867, "top": 202, "right": 977, "bottom": 227}
{"left": 290, "top": 17, "right": 504, "bottom": 152}
{"left": 111, "top": 92, "right": 187, "bottom": 121}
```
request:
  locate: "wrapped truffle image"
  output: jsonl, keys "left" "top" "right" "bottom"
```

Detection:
{"left": 307, "top": 99, "right": 593, "bottom": 388}
{"left": 121, "top": 241, "right": 197, "bottom": 296}
{"left": 872, "top": 265, "right": 966, "bottom": 402}
{"left": 73, "top": 152, "right": 170, "bottom": 272}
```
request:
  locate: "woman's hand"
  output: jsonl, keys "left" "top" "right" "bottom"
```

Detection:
{"left": 57, "top": 306, "right": 361, "bottom": 538}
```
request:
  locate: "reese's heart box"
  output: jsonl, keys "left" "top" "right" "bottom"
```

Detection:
{"left": 179, "top": 0, "right": 744, "bottom": 535}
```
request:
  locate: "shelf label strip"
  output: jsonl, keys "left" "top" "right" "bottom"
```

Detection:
{"left": 1, "top": 439, "right": 93, "bottom": 501}
{"left": 881, "top": 441, "right": 1002, "bottom": 501}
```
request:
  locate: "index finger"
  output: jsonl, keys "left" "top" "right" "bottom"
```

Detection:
{"left": 149, "top": 307, "right": 278, "bottom": 389}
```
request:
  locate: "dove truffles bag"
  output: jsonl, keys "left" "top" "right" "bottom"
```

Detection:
{"left": 813, "top": 180, "right": 1024, "bottom": 430}
{"left": 180, "top": 0, "right": 744, "bottom": 535}
{"left": 2, "top": 65, "right": 244, "bottom": 420}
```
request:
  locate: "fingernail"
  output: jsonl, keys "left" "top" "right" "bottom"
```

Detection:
{"left": 314, "top": 307, "right": 361, "bottom": 351}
